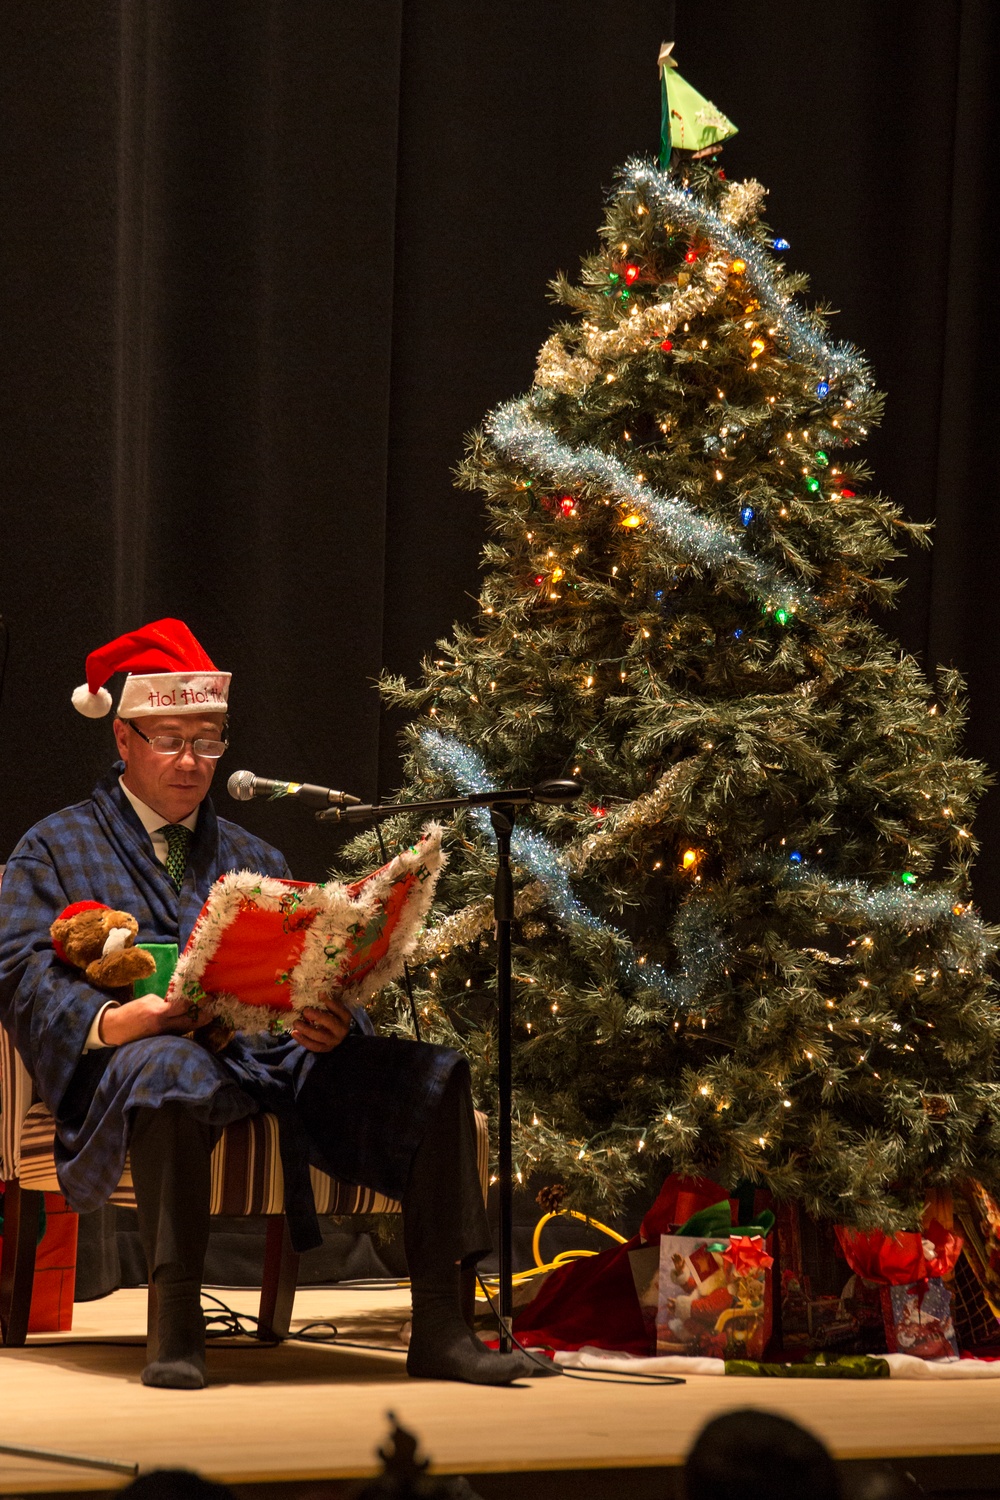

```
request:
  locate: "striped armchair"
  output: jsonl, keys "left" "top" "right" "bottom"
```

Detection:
{"left": 1, "top": 994, "right": 488, "bottom": 1347}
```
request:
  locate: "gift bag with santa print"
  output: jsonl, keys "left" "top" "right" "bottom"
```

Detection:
{"left": 835, "top": 1221, "right": 962, "bottom": 1360}
{"left": 656, "top": 1203, "right": 774, "bottom": 1360}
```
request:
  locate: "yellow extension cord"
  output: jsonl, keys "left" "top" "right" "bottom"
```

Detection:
{"left": 478, "top": 1208, "right": 627, "bottom": 1290}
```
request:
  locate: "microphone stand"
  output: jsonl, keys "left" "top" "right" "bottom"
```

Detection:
{"left": 318, "top": 777, "right": 579, "bottom": 1352}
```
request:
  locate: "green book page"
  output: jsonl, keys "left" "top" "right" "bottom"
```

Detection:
{"left": 134, "top": 942, "right": 179, "bottom": 999}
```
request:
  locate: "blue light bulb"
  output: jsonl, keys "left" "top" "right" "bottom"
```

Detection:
{"left": 733, "top": 629, "right": 743, "bottom": 639}
{"left": 789, "top": 851, "right": 803, "bottom": 864}
{"left": 774, "top": 237, "right": 790, "bottom": 251}
{"left": 816, "top": 380, "right": 830, "bottom": 398}
{"left": 740, "top": 505, "right": 755, "bottom": 527}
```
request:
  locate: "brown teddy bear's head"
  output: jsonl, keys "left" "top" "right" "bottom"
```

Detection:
{"left": 51, "top": 902, "right": 140, "bottom": 967}
{"left": 50, "top": 901, "right": 156, "bottom": 991}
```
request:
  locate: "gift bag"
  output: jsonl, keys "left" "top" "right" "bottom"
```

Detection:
{"left": 835, "top": 1221, "right": 962, "bottom": 1359}
{"left": 880, "top": 1280, "right": 958, "bottom": 1359}
{"left": 656, "top": 1201, "right": 774, "bottom": 1359}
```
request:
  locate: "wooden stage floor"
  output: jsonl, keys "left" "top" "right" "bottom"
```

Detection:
{"left": 2, "top": 1287, "right": 1000, "bottom": 1498}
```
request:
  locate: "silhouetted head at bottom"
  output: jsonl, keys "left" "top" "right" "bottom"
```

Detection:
{"left": 685, "top": 1409, "right": 840, "bottom": 1500}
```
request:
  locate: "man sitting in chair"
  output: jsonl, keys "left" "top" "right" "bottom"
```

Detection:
{"left": 0, "top": 619, "right": 544, "bottom": 1389}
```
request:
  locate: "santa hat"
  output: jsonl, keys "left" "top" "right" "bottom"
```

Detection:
{"left": 72, "top": 618, "right": 231, "bottom": 719}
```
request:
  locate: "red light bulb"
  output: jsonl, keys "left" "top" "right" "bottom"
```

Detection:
{"left": 533, "top": 575, "right": 544, "bottom": 587}
{"left": 840, "top": 488, "right": 856, "bottom": 498}
{"left": 684, "top": 249, "right": 698, "bottom": 264}
{"left": 624, "top": 263, "right": 640, "bottom": 284}
{"left": 660, "top": 339, "right": 673, "bottom": 352}
{"left": 559, "top": 496, "right": 576, "bottom": 516}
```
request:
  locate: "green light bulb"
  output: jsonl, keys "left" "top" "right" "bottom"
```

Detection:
{"left": 805, "top": 477, "right": 821, "bottom": 493}
{"left": 774, "top": 608, "right": 789, "bottom": 626}
{"left": 815, "top": 450, "right": 829, "bottom": 466}
{"left": 901, "top": 871, "right": 917, "bottom": 886}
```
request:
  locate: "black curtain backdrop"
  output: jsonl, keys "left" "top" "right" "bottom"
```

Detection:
{"left": 2, "top": 2, "right": 999, "bottom": 910}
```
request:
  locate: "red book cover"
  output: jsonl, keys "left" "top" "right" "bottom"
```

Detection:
{"left": 166, "top": 824, "right": 445, "bottom": 1033}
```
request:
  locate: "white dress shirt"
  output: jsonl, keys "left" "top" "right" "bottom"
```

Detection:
{"left": 82, "top": 782, "right": 199, "bottom": 1051}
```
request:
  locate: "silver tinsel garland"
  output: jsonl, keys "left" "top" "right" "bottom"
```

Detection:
{"left": 419, "top": 728, "right": 728, "bottom": 1007}
{"left": 487, "top": 399, "right": 809, "bottom": 614}
{"left": 622, "top": 159, "right": 873, "bottom": 404}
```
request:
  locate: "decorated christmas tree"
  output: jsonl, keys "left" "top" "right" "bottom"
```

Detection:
{"left": 348, "top": 66, "right": 1000, "bottom": 1232}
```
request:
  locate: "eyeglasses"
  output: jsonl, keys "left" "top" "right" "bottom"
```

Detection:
{"left": 126, "top": 720, "right": 229, "bottom": 759}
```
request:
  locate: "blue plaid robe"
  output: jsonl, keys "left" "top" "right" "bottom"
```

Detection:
{"left": 0, "top": 765, "right": 457, "bottom": 1238}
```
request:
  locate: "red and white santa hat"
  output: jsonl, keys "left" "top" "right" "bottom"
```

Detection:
{"left": 72, "top": 618, "right": 231, "bottom": 719}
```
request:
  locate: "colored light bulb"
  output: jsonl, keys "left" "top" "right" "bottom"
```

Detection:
{"left": 840, "top": 487, "right": 856, "bottom": 498}
{"left": 682, "top": 849, "right": 699, "bottom": 869}
{"left": 624, "top": 263, "right": 640, "bottom": 284}
{"left": 608, "top": 271, "right": 620, "bottom": 283}
{"left": 815, "top": 450, "right": 829, "bottom": 466}
{"left": 559, "top": 496, "right": 576, "bottom": 516}
{"left": 684, "top": 249, "right": 698, "bottom": 263}
{"left": 740, "top": 505, "right": 755, "bottom": 526}
{"left": 789, "top": 851, "right": 803, "bottom": 864}
{"left": 750, "top": 337, "right": 767, "bottom": 358}
{"left": 551, "top": 565, "right": 565, "bottom": 582}
{"left": 816, "top": 380, "right": 830, "bottom": 398}
{"left": 621, "top": 514, "right": 643, "bottom": 528}
{"left": 731, "top": 259, "right": 746, "bottom": 274}
{"left": 660, "top": 339, "right": 673, "bottom": 352}
{"left": 774, "top": 608, "right": 789, "bottom": 626}
{"left": 774, "top": 237, "right": 790, "bottom": 251}
{"left": 901, "top": 871, "right": 918, "bottom": 886}
{"left": 533, "top": 575, "right": 544, "bottom": 586}
{"left": 733, "top": 628, "right": 743, "bottom": 638}
{"left": 805, "top": 476, "right": 821, "bottom": 493}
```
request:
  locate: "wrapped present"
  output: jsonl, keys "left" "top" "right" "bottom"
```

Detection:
{"left": 780, "top": 1270, "right": 861, "bottom": 1352}
{"left": 954, "top": 1180, "right": 1000, "bottom": 1317}
{"left": 28, "top": 1194, "right": 78, "bottom": 1333}
{"left": 656, "top": 1200, "right": 775, "bottom": 1359}
{"left": 836, "top": 1221, "right": 962, "bottom": 1359}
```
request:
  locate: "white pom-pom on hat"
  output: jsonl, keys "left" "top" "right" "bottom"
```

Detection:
{"left": 72, "top": 682, "right": 113, "bottom": 718}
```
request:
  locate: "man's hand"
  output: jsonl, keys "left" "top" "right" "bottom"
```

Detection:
{"left": 291, "top": 996, "right": 352, "bottom": 1053}
{"left": 99, "top": 994, "right": 193, "bottom": 1047}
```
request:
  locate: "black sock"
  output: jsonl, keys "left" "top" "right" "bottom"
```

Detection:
{"left": 407, "top": 1272, "right": 556, "bottom": 1384}
{"left": 141, "top": 1272, "right": 207, "bottom": 1390}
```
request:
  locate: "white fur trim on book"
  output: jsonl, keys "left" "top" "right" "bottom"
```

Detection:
{"left": 166, "top": 824, "right": 446, "bottom": 1034}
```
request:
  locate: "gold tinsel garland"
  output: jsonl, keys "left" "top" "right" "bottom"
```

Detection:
{"left": 410, "top": 760, "right": 702, "bottom": 963}
{"left": 533, "top": 178, "right": 765, "bottom": 398}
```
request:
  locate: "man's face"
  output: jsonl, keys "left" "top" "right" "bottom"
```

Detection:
{"left": 113, "top": 712, "right": 227, "bottom": 823}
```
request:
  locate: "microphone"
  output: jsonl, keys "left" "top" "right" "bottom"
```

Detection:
{"left": 227, "top": 769, "right": 362, "bottom": 811}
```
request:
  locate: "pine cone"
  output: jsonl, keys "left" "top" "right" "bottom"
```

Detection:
{"left": 536, "top": 1183, "right": 568, "bottom": 1213}
{"left": 921, "top": 1094, "right": 951, "bottom": 1119}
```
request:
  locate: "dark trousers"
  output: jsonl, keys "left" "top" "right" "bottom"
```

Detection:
{"left": 129, "top": 1056, "right": 492, "bottom": 1291}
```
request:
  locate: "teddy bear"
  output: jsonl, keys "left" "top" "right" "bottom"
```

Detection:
{"left": 50, "top": 901, "right": 157, "bottom": 990}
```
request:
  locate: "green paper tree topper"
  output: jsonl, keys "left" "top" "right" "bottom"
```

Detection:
{"left": 659, "top": 42, "right": 738, "bottom": 167}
